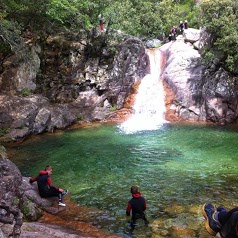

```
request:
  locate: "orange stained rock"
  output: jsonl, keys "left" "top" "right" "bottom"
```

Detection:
{"left": 163, "top": 81, "right": 180, "bottom": 122}
{"left": 105, "top": 80, "right": 141, "bottom": 123}
{"left": 40, "top": 199, "right": 122, "bottom": 238}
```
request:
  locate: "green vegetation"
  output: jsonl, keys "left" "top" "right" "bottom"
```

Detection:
{"left": 19, "top": 88, "right": 31, "bottom": 97}
{"left": 0, "top": 128, "right": 10, "bottom": 137}
{"left": 0, "top": 0, "right": 197, "bottom": 40}
{"left": 0, "top": 0, "right": 237, "bottom": 74}
{"left": 110, "top": 104, "right": 117, "bottom": 112}
{"left": 198, "top": 0, "right": 238, "bottom": 74}
{"left": 0, "top": 145, "right": 7, "bottom": 158}
{"left": 76, "top": 115, "right": 83, "bottom": 121}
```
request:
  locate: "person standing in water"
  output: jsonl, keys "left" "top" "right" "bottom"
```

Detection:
{"left": 29, "top": 165, "right": 68, "bottom": 206}
{"left": 126, "top": 185, "right": 149, "bottom": 230}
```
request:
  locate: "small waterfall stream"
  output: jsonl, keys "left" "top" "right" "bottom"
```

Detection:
{"left": 119, "top": 48, "right": 167, "bottom": 133}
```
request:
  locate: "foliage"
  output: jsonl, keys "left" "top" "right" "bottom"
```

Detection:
{"left": 19, "top": 88, "right": 31, "bottom": 97}
{"left": 0, "top": 0, "right": 198, "bottom": 40}
{"left": 110, "top": 104, "right": 117, "bottom": 112}
{"left": 198, "top": 0, "right": 238, "bottom": 74}
{"left": 76, "top": 115, "right": 83, "bottom": 121}
{"left": 104, "top": 0, "right": 197, "bottom": 38}
{"left": 0, "top": 19, "right": 23, "bottom": 54}
{"left": 0, "top": 128, "right": 10, "bottom": 137}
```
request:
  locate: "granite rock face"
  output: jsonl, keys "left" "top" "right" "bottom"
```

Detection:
{"left": 0, "top": 30, "right": 149, "bottom": 141}
{"left": 161, "top": 29, "right": 238, "bottom": 124}
{"left": 0, "top": 146, "right": 23, "bottom": 237}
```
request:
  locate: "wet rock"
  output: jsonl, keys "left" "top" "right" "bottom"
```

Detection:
{"left": 108, "top": 37, "right": 150, "bottom": 110}
{"left": 168, "top": 225, "right": 196, "bottom": 238}
{"left": 20, "top": 222, "right": 91, "bottom": 238}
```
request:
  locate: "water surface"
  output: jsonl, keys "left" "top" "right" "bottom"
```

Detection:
{"left": 7, "top": 122, "right": 238, "bottom": 237}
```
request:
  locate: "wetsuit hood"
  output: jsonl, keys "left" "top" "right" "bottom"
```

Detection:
{"left": 132, "top": 192, "right": 142, "bottom": 198}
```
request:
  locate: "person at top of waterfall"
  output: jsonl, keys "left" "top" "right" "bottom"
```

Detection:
{"left": 168, "top": 34, "right": 172, "bottom": 42}
{"left": 184, "top": 20, "right": 188, "bottom": 29}
{"left": 126, "top": 185, "right": 149, "bottom": 230}
{"left": 29, "top": 165, "right": 68, "bottom": 206}
{"left": 179, "top": 21, "right": 184, "bottom": 34}
{"left": 170, "top": 26, "right": 177, "bottom": 40}
{"left": 99, "top": 15, "right": 105, "bottom": 32}
{"left": 202, "top": 203, "right": 238, "bottom": 237}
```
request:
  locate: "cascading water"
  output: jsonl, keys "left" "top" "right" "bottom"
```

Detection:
{"left": 119, "top": 48, "right": 168, "bottom": 133}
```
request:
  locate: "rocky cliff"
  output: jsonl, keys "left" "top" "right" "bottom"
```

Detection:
{"left": 161, "top": 28, "right": 238, "bottom": 124}
{"left": 0, "top": 29, "right": 149, "bottom": 141}
{"left": 1, "top": 26, "right": 238, "bottom": 237}
{"left": 1, "top": 27, "right": 238, "bottom": 142}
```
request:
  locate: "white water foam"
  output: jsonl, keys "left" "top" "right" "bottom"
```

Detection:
{"left": 119, "top": 49, "right": 168, "bottom": 134}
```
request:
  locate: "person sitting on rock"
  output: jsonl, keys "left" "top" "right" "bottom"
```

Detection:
{"left": 126, "top": 185, "right": 149, "bottom": 231}
{"left": 202, "top": 203, "right": 238, "bottom": 237}
{"left": 29, "top": 165, "right": 68, "bottom": 206}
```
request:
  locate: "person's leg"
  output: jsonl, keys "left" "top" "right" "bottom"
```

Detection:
{"left": 130, "top": 216, "right": 137, "bottom": 231}
{"left": 43, "top": 187, "right": 65, "bottom": 206}
{"left": 141, "top": 214, "right": 149, "bottom": 226}
{"left": 218, "top": 207, "right": 238, "bottom": 226}
{"left": 219, "top": 211, "right": 238, "bottom": 238}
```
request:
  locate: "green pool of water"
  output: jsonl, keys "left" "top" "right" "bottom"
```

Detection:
{"left": 7, "top": 123, "right": 238, "bottom": 237}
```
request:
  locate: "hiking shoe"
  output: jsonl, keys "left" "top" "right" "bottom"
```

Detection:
{"left": 217, "top": 206, "right": 227, "bottom": 213}
{"left": 62, "top": 189, "right": 68, "bottom": 196}
{"left": 202, "top": 203, "right": 221, "bottom": 236}
{"left": 58, "top": 202, "right": 66, "bottom": 207}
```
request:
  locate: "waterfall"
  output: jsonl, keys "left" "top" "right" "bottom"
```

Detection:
{"left": 119, "top": 48, "right": 167, "bottom": 134}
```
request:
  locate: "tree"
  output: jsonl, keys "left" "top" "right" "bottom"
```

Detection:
{"left": 199, "top": 0, "right": 238, "bottom": 74}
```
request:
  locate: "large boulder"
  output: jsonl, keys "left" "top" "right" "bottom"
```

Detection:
{"left": 183, "top": 28, "right": 201, "bottom": 43}
{"left": 0, "top": 45, "right": 41, "bottom": 95}
{"left": 161, "top": 31, "right": 238, "bottom": 124}
{"left": 161, "top": 36, "right": 205, "bottom": 121}
{"left": 0, "top": 146, "right": 23, "bottom": 238}
{"left": 0, "top": 95, "right": 77, "bottom": 141}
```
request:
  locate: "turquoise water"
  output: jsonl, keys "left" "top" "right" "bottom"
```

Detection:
{"left": 7, "top": 123, "right": 238, "bottom": 237}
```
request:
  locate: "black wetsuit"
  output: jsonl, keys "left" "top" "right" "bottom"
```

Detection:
{"left": 219, "top": 208, "right": 238, "bottom": 238}
{"left": 126, "top": 192, "right": 148, "bottom": 229}
{"left": 30, "top": 170, "right": 62, "bottom": 201}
